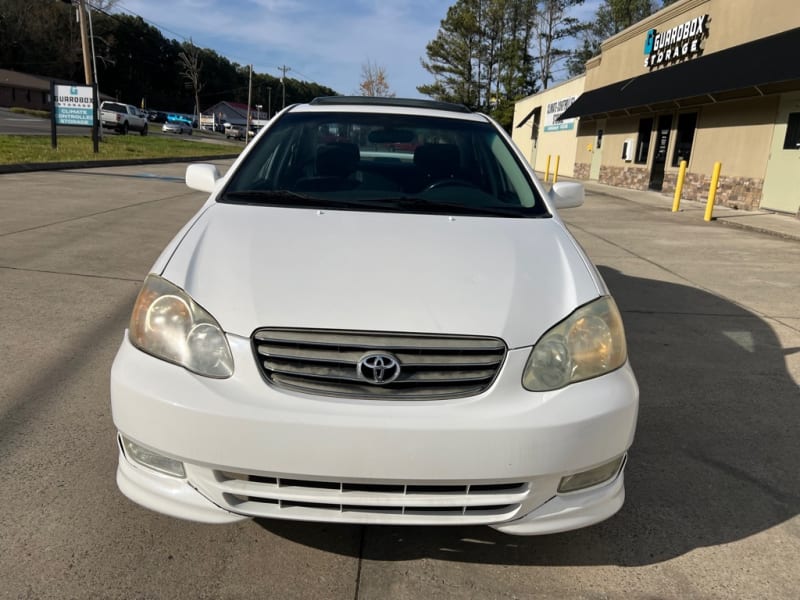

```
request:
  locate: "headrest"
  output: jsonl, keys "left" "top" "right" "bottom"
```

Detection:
{"left": 316, "top": 143, "right": 360, "bottom": 177}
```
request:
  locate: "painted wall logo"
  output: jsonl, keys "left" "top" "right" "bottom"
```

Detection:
{"left": 544, "top": 96, "right": 577, "bottom": 131}
{"left": 644, "top": 14, "right": 709, "bottom": 68}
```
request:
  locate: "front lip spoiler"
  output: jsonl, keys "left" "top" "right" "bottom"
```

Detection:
{"left": 491, "top": 471, "right": 626, "bottom": 535}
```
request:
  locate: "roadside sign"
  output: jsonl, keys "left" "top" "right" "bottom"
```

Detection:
{"left": 50, "top": 81, "right": 99, "bottom": 152}
{"left": 54, "top": 84, "right": 94, "bottom": 126}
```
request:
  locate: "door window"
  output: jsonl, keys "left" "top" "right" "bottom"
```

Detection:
{"left": 672, "top": 112, "right": 698, "bottom": 166}
{"left": 782, "top": 113, "right": 800, "bottom": 149}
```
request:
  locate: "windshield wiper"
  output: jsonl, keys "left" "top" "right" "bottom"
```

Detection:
{"left": 372, "top": 196, "right": 531, "bottom": 218}
{"left": 221, "top": 190, "right": 375, "bottom": 209}
{"left": 221, "top": 190, "right": 543, "bottom": 217}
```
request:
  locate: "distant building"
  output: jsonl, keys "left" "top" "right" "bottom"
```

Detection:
{"left": 514, "top": 0, "right": 800, "bottom": 215}
{"left": 202, "top": 101, "right": 250, "bottom": 128}
{"left": 0, "top": 69, "right": 52, "bottom": 111}
{"left": 0, "top": 68, "right": 113, "bottom": 112}
{"left": 512, "top": 76, "right": 585, "bottom": 179}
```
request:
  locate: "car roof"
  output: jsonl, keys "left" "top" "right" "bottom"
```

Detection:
{"left": 290, "top": 96, "right": 488, "bottom": 123}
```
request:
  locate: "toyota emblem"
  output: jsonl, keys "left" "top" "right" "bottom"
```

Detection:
{"left": 357, "top": 353, "right": 401, "bottom": 385}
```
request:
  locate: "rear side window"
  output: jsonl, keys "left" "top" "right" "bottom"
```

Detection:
{"left": 224, "top": 112, "right": 546, "bottom": 217}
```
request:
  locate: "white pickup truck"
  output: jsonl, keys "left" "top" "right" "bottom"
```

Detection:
{"left": 100, "top": 101, "right": 148, "bottom": 135}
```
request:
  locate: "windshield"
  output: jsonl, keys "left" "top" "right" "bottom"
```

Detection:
{"left": 222, "top": 112, "right": 548, "bottom": 218}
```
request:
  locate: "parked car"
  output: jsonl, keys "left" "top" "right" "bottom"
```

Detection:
{"left": 162, "top": 120, "right": 192, "bottom": 135}
{"left": 99, "top": 101, "right": 148, "bottom": 135}
{"left": 225, "top": 124, "right": 245, "bottom": 140}
{"left": 111, "top": 96, "right": 639, "bottom": 535}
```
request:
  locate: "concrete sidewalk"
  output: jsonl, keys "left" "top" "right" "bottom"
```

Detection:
{"left": 575, "top": 179, "right": 800, "bottom": 242}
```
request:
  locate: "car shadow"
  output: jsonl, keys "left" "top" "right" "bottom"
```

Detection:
{"left": 256, "top": 266, "right": 800, "bottom": 566}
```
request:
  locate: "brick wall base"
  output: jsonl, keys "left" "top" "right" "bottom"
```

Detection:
{"left": 662, "top": 172, "right": 764, "bottom": 211}
{"left": 599, "top": 165, "right": 650, "bottom": 190}
{"left": 574, "top": 163, "right": 590, "bottom": 179}
{"left": 569, "top": 163, "right": 767, "bottom": 211}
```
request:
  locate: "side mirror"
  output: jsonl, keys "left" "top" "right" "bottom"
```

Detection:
{"left": 186, "top": 163, "right": 221, "bottom": 193}
{"left": 549, "top": 181, "right": 584, "bottom": 209}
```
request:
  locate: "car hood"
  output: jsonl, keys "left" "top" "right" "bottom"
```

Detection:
{"left": 160, "top": 204, "right": 603, "bottom": 348}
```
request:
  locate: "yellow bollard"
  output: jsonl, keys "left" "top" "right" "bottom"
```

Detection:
{"left": 704, "top": 162, "right": 722, "bottom": 222}
{"left": 672, "top": 160, "right": 687, "bottom": 212}
{"left": 544, "top": 155, "right": 551, "bottom": 182}
{"left": 553, "top": 155, "right": 560, "bottom": 184}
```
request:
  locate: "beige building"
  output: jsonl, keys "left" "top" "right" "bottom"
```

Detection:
{"left": 512, "top": 76, "right": 585, "bottom": 178}
{"left": 540, "top": 0, "right": 800, "bottom": 215}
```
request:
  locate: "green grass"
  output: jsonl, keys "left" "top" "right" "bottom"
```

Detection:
{"left": 0, "top": 134, "right": 238, "bottom": 165}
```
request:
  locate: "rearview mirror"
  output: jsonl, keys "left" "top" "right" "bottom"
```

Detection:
{"left": 368, "top": 129, "right": 415, "bottom": 144}
{"left": 549, "top": 181, "right": 584, "bottom": 209}
{"left": 186, "top": 163, "right": 221, "bottom": 194}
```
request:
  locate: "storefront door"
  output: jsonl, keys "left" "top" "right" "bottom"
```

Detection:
{"left": 649, "top": 115, "right": 673, "bottom": 190}
{"left": 761, "top": 92, "right": 800, "bottom": 214}
{"left": 589, "top": 120, "right": 605, "bottom": 180}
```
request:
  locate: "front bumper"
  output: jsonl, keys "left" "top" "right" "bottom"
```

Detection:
{"left": 111, "top": 333, "right": 638, "bottom": 534}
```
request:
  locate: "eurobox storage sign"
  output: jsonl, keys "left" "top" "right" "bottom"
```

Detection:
{"left": 644, "top": 14, "right": 709, "bottom": 68}
{"left": 54, "top": 84, "right": 94, "bottom": 126}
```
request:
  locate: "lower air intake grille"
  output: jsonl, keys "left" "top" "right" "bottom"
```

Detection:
{"left": 204, "top": 471, "right": 529, "bottom": 525}
{"left": 252, "top": 328, "right": 507, "bottom": 399}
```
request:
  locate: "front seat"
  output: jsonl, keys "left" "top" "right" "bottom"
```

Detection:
{"left": 413, "top": 144, "right": 461, "bottom": 187}
{"left": 294, "top": 142, "right": 360, "bottom": 192}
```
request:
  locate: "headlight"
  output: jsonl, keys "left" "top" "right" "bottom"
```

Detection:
{"left": 522, "top": 296, "right": 626, "bottom": 391}
{"left": 128, "top": 274, "right": 234, "bottom": 378}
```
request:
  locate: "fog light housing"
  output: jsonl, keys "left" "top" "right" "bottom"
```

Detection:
{"left": 120, "top": 435, "right": 186, "bottom": 478}
{"left": 557, "top": 454, "right": 626, "bottom": 494}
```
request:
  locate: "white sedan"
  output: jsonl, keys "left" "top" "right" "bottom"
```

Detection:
{"left": 111, "top": 97, "right": 639, "bottom": 535}
{"left": 162, "top": 120, "right": 192, "bottom": 135}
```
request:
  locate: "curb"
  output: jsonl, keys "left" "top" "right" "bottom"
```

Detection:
{"left": 715, "top": 217, "right": 800, "bottom": 243}
{"left": 0, "top": 154, "right": 239, "bottom": 175}
{"left": 579, "top": 181, "right": 800, "bottom": 243}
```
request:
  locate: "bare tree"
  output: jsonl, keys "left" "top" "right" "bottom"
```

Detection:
{"left": 532, "top": 0, "right": 584, "bottom": 90}
{"left": 358, "top": 60, "right": 395, "bottom": 97}
{"left": 178, "top": 39, "right": 203, "bottom": 120}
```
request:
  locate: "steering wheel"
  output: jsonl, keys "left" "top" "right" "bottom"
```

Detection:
{"left": 423, "top": 178, "right": 480, "bottom": 192}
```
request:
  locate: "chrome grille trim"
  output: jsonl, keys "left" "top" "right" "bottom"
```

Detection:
{"left": 194, "top": 471, "right": 529, "bottom": 524}
{"left": 252, "top": 328, "right": 507, "bottom": 399}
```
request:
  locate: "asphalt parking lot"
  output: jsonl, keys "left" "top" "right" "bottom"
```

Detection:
{"left": 0, "top": 162, "right": 798, "bottom": 599}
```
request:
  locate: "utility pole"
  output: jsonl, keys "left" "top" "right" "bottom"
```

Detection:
{"left": 85, "top": 1, "right": 102, "bottom": 140}
{"left": 246, "top": 64, "right": 253, "bottom": 145}
{"left": 267, "top": 87, "right": 272, "bottom": 119}
{"left": 279, "top": 65, "right": 291, "bottom": 109}
{"left": 77, "top": 0, "right": 93, "bottom": 85}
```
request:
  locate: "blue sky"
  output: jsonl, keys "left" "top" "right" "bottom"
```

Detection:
{"left": 114, "top": 0, "right": 602, "bottom": 98}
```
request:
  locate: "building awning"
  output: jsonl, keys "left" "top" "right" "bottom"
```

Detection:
{"left": 560, "top": 26, "right": 800, "bottom": 120}
{"left": 515, "top": 107, "right": 538, "bottom": 128}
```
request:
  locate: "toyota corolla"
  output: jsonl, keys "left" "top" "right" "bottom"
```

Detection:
{"left": 110, "top": 96, "right": 639, "bottom": 535}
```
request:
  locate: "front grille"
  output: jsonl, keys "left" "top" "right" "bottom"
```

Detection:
{"left": 252, "top": 328, "right": 507, "bottom": 400}
{"left": 195, "top": 471, "right": 529, "bottom": 525}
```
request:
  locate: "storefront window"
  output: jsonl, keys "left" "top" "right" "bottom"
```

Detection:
{"left": 783, "top": 113, "right": 800, "bottom": 150}
{"left": 672, "top": 112, "right": 698, "bottom": 166}
{"left": 635, "top": 118, "right": 653, "bottom": 164}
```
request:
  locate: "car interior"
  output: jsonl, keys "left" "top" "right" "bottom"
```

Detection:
{"left": 225, "top": 113, "right": 542, "bottom": 210}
